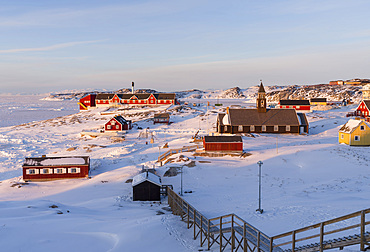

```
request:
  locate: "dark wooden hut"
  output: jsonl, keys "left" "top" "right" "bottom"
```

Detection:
{"left": 132, "top": 172, "right": 162, "bottom": 201}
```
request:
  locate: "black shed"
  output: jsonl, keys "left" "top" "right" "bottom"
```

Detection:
{"left": 132, "top": 172, "right": 162, "bottom": 201}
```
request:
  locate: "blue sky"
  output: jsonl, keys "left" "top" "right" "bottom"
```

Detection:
{"left": 1, "top": 0, "right": 370, "bottom": 93}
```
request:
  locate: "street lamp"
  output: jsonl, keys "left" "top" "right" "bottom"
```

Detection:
{"left": 180, "top": 166, "right": 183, "bottom": 196}
{"left": 256, "top": 161, "right": 264, "bottom": 214}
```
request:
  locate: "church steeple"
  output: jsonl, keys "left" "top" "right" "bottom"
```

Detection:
{"left": 257, "top": 80, "right": 267, "bottom": 113}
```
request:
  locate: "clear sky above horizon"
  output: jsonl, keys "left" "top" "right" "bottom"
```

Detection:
{"left": 1, "top": 0, "right": 370, "bottom": 94}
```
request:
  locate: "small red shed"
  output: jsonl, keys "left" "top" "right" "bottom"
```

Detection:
{"left": 203, "top": 135, "right": 243, "bottom": 152}
{"left": 105, "top": 115, "right": 132, "bottom": 131}
{"left": 79, "top": 94, "right": 96, "bottom": 110}
{"left": 23, "top": 156, "right": 90, "bottom": 182}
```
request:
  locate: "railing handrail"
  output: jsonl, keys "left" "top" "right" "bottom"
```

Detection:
{"left": 158, "top": 145, "right": 200, "bottom": 162}
{"left": 273, "top": 208, "right": 370, "bottom": 240}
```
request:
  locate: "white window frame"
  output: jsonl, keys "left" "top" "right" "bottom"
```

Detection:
{"left": 286, "top": 125, "right": 290, "bottom": 132}
{"left": 107, "top": 125, "right": 111, "bottom": 129}
{"left": 40, "top": 168, "right": 52, "bottom": 174}
{"left": 224, "top": 126, "right": 228, "bottom": 131}
{"left": 116, "top": 125, "right": 119, "bottom": 130}
{"left": 250, "top": 125, "right": 255, "bottom": 132}
{"left": 54, "top": 168, "right": 67, "bottom": 174}
{"left": 262, "top": 125, "right": 266, "bottom": 132}
{"left": 68, "top": 167, "right": 81, "bottom": 174}
{"left": 238, "top": 125, "right": 243, "bottom": 132}
{"left": 296, "top": 106, "right": 300, "bottom": 109}
{"left": 360, "top": 125, "right": 365, "bottom": 131}
{"left": 341, "top": 134, "right": 344, "bottom": 139}
{"left": 354, "top": 135, "right": 360, "bottom": 141}
{"left": 274, "top": 125, "right": 279, "bottom": 131}
{"left": 26, "top": 169, "right": 39, "bottom": 175}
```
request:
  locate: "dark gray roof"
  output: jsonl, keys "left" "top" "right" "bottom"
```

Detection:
{"left": 155, "top": 93, "right": 176, "bottom": 100}
{"left": 154, "top": 113, "right": 170, "bottom": 118}
{"left": 23, "top": 156, "right": 90, "bottom": 167}
{"left": 297, "top": 113, "right": 309, "bottom": 126}
{"left": 204, "top": 136, "right": 242, "bottom": 143}
{"left": 96, "top": 93, "right": 115, "bottom": 100}
{"left": 228, "top": 108, "right": 304, "bottom": 126}
{"left": 362, "top": 100, "right": 370, "bottom": 110}
{"left": 280, "top": 100, "right": 310, "bottom": 106}
{"left": 310, "top": 98, "right": 327, "bottom": 102}
{"left": 113, "top": 115, "right": 130, "bottom": 124}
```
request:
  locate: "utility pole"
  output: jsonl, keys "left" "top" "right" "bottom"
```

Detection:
{"left": 256, "top": 161, "right": 264, "bottom": 214}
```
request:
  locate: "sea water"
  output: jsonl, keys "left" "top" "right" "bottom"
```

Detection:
{"left": 0, "top": 94, "right": 78, "bottom": 127}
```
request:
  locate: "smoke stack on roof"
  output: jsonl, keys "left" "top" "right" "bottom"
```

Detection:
{"left": 132, "top": 82, "right": 134, "bottom": 94}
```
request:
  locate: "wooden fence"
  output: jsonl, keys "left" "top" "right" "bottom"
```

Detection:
{"left": 168, "top": 188, "right": 279, "bottom": 252}
{"left": 158, "top": 145, "right": 201, "bottom": 165}
{"left": 168, "top": 187, "right": 370, "bottom": 252}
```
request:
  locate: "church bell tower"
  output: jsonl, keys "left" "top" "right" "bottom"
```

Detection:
{"left": 257, "top": 80, "right": 267, "bottom": 113}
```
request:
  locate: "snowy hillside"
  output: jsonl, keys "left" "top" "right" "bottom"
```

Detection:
{"left": 43, "top": 84, "right": 363, "bottom": 104}
{"left": 0, "top": 96, "right": 368, "bottom": 251}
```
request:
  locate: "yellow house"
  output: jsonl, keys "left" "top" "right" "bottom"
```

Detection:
{"left": 339, "top": 119, "right": 370, "bottom": 146}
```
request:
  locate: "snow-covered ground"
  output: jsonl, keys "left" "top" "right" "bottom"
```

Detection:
{"left": 0, "top": 95, "right": 367, "bottom": 251}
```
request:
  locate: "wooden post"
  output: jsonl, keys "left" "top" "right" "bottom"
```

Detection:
{"left": 220, "top": 217, "right": 223, "bottom": 252}
{"left": 208, "top": 219, "right": 211, "bottom": 250}
{"left": 270, "top": 237, "right": 274, "bottom": 252}
{"left": 257, "top": 231, "right": 261, "bottom": 252}
{"left": 231, "top": 215, "right": 235, "bottom": 251}
{"left": 187, "top": 204, "right": 190, "bottom": 229}
{"left": 243, "top": 223, "right": 247, "bottom": 252}
{"left": 200, "top": 215, "right": 203, "bottom": 246}
{"left": 320, "top": 222, "right": 324, "bottom": 252}
{"left": 194, "top": 208, "right": 196, "bottom": 239}
{"left": 361, "top": 210, "right": 365, "bottom": 251}
{"left": 292, "top": 230, "right": 296, "bottom": 252}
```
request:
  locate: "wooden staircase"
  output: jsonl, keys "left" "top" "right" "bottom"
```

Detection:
{"left": 167, "top": 188, "right": 370, "bottom": 252}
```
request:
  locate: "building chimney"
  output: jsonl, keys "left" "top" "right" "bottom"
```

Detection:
{"left": 132, "top": 82, "right": 134, "bottom": 94}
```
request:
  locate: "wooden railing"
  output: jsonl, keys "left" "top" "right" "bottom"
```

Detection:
{"left": 158, "top": 145, "right": 201, "bottom": 164}
{"left": 168, "top": 187, "right": 278, "bottom": 252}
{"left": 168, "top": 188, "right": 370, "bottom": 252}
{"left": 271, "top": 208, "right": 370, "bottom": 251}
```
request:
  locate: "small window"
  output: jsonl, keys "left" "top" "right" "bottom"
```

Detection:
{"left": 354, "top": 136, "right": 360, "bottom": 141}
{"left": 238, "top": 125, "right": 243, "bottom": 132}
{"left": 40, "top": 168, "right": 52, "bottom": 174}
{"left": 262, "top": 125, "right": 266, "bottom": 132}
{"left": 107, "top": 125, "right": 111, "bottom": 129}
{"left": 224, "top": 126, "right": 228, "bottom": 132}
{"left": 360, "top": 125, "right": 365, "bottom": 131}
{"left": 54, "top": 168, "right": 66, "bottom": 174}
{"left": 26, "top": 169, "right": 38, "bottom": 175}
{"left": 250, "top": 125, "right": 255, "bottom": 132}
{"left": 274, "top": 125, "right": 279, "bottom": 131}
{"left": 341, "top": 134, "right": 344, "bottom": 139}
{"left": 286, "top": 125, "right": 290, "bottom": 132}
{"left": 116, "top": 125, "right": 119, "bottom": 129}
{"left": 68, "top": 167, "right": 80, "bottom": 174}
{"left": 296, "top": 106, "right": 300, "bottom": 109}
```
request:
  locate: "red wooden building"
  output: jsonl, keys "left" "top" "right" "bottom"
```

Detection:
{"left": 78, "top": 94, "right": 96, "bottom": 110}
{"left": 279, "top": 100, "right": 311, "bottom": 113}
{"left": 203, "top": 136, "right": 243, "bottom": 152}
{"left": 105, "top": 115, "right": 132, "bottom": 131}
{"left": 354, "top": 100, "right": 370, "bottom": 119}
{"left": 23, "top": 156, "right": 90, "bottom": 182}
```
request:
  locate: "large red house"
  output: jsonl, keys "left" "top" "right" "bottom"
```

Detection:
{"left": 105, "top": 115, "right": 132, "bottom": 131}
{"left": 23, "top": 156, "right": 90, "bottom": 182}
{"left": 203, "top": 136, "right": 243, "bottom": 152}
{"left": 78, "top": 94, "right": 96, "bottom": 110}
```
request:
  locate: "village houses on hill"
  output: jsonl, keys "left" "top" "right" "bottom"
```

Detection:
{"left": 217, "top": 82, "right": 309, "bottom": 134}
